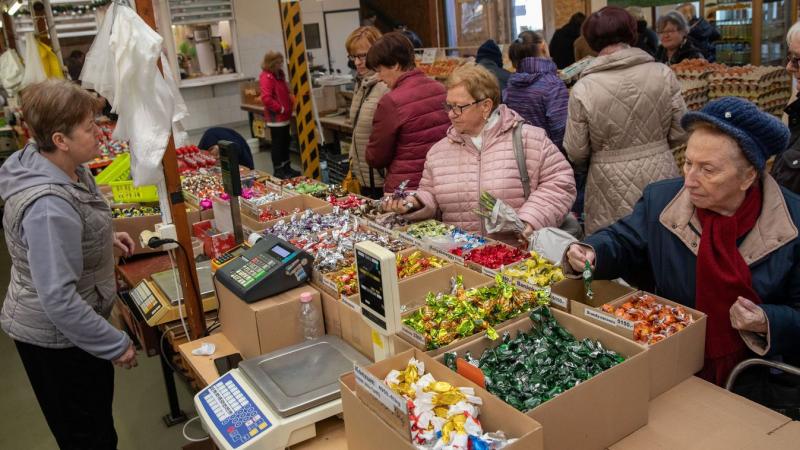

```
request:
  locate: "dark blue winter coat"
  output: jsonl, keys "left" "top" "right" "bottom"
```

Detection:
{"left": 503, "top": 57, "right": 569, "bottom": 152}
{"left": 582, "top": 176, "right": 800, "bottom": 360}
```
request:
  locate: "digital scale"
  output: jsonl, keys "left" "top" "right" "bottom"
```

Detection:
{"left": 215, "top": 234, "right": 313, "bottom": 303}
{"left": 354, "top": 241, "right": 402, "bottom": 360}
{"left": 128, "top": 260, "right": 218, "bottom": 326}
{"left": 195, "top": 335, "right": 370, "bottom": 449}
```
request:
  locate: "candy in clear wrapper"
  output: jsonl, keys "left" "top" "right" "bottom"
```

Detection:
{"left": 501, "top": 252, "right": 564, "bottom": 287}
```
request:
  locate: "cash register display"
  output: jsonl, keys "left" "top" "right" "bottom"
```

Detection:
{"left": 270, "top": 244, "right": 290, "bottom": 258}
{"left": 199, "top": 373, "right": 271, "bottom": 449}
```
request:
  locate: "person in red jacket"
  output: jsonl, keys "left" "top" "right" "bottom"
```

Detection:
{"left": 260, "top": 51, "right": 300, "bottom": 179}
{"left": 365, "top": 32, "right": 450, "bottom": 192}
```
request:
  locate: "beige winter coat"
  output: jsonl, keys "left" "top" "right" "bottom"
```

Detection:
{"left": 348, "top": 73, "right": 389, "bottom": 189}
{"left": 564, "top": 46, "right": 687, "bottom": 234}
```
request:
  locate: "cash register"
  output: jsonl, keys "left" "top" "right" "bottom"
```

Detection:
{"left": 214, "top": 234, "right": 313, "bottom": 303}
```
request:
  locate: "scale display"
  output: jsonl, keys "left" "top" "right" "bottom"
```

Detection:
{"left": 198, "top": 373, "right": 272, "bottom": 449}
{"left": 354, "top": 241, "right": 401, "bottom": 335}
{"left": 216, "top": 235, "right": 312, "bottom": 303}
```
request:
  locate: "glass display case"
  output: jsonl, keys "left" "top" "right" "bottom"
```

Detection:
{"left": 705, "top": 0, "right": 797, "bottom": 66}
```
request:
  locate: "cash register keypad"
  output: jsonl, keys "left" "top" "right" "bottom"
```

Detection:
{"left": 232, "top": 255, "right": 276, "bottom": 287}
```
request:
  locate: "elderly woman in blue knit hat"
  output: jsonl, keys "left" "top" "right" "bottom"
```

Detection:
{"left": 564, "top": 97, "right": 800, "bottom": 387}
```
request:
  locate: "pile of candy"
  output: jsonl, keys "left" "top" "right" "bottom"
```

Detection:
{"left": 397, "top": 251, "right": 447, "bottom": 279}
{"left": 182, "top": 173, "right": 225, "bottom": 209}
{"left": 406, "top": 220, "right": 453, "bottom": 239}
{"left": 309, "top": 184, "right": 348, "bottom": 199}
{"left": 242, "top": 189, "right": 282, "bottom": 205}
{"left": 465, "top": 244, "right": 528, "bottom": 270}
{"left": 501, "top": 252, "right": 564, "bottom": 287}
{"left": 257, "top": 207, "right": 301, "bottom": 223}
{"left": 176, "top": 145, "right": 217, "bottom": 173}
{"left": 385, "top": 358, "right": 516, "bottom": 450}
{"left": 328, "top": 194, "right": 365, "bottom": 210}
{"left": 601, "top": 293, "right": 694, "bottom": 345}
{"left": 444, "top": 307, "right": 625, "bottom": 411}
{"left": 291, "top": 182, "right": 328, "bottom": 196}
{"left": 96, "top": 122, "right": 128, "bottom": 160}
{"left": 403, "top": 275, "right": 551, "bottom": 350}
{"left": 330, "top": 265, "right": 357, "bottom": 297}
{"left": 111, "top": 206, "right": 161, "bottom": 218}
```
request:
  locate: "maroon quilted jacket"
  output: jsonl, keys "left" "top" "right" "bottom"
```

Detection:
{"left": 366, "top": 69, "right": 450, "bottom": 192}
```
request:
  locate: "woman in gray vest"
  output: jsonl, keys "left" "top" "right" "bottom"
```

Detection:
{"left": 0, "top": 79, "right": 137, "bottom": 449}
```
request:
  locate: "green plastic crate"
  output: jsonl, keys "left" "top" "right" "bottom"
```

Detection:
{"left": 95, "top": 153, "right": 131, "bottom": 185}
{"left": 109, "top": 180, "right": 158, "bottom": 203}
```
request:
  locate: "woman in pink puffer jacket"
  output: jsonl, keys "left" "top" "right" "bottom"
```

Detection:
{"left": 386, "top": 64, "right": 576, "bottom": 245}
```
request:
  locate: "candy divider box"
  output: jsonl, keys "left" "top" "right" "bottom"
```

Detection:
{"left": 340, "top": 349, "right": 544, "bottom": 450}
{"left": 394, "top": 265, "right": 507, "bottom": 357}
{"left": 572, "top": 291, "right": 707, "bottom": 399}
{"left": 550, "top": 278, "right": 636, "bottom": 314}
{"left": 111, "top": 202, "right": 202, "bottom": 256}
{"left": 239, "top": 185, "right": 287, "bottom": 218}
{"left": 240, "top": 195, "right": 333, "bottom": 234}
{"left": 436, "top": 307, "right": 650, "bottom": 450}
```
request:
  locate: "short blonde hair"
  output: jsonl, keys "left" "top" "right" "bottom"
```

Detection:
{"left": 345, "top": 26, "right": 382, "bottom": 54}
{"left": 261, "top": 51, "right": 284, "bottom": 73}
{"left": 445, "top": 63, "right": 501, "bottom": 110}
{"left": 788, "top": 21, "right": 800, "bottom": 46}
{"left": 21, "top": 79, "right": 102, "bottom": 153}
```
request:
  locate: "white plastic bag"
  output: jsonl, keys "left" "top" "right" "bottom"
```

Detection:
{"left": 0, "top": 49, "right": 25, "bottom": 94}
{"left": 80, "top": 4, "right": 117, "bottom": 102}
{"left": 21, "top": 33, "right": 46, "bottom": 88}
{"left": 528, "top": 227, "right": 576, "bottom": 263}
{"left": 483, "top": 199, "right": 524, "bottom": 234}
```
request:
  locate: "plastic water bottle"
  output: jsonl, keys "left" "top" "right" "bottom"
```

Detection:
{"left": 299, "top": 292, "right": 323, "bottom": 340}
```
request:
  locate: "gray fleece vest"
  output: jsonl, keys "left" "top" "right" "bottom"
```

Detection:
{"left": 1, "top": 166, "right": 116, "bottom": 348}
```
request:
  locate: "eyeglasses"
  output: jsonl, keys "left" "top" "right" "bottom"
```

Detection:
{"left": 347, "top": 53, "right": 368, "bottom": 62}
{"left": 787, "top": 54, "right": 800, "bottom": 69}
{"left": 443, "top": 99, "right": 485, "bottom": 116}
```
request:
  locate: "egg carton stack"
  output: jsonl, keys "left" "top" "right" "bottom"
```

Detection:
{"left": 671, "top": 59, "right": 723, "bottom": 111}
{"left": 706, "top": 65, "right": 791, "bottom": 117}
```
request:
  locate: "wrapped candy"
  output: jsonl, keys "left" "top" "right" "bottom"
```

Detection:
{"left": 111, "top": 206, "right": 161, "bottom": 218}
{"left": 257, "top": 207, "right": 300, "bottom": 223}
{"left": 385, "top": 359, "right": 513, "bottom": 450}
{"left": 501, "top": 252, "right": 564, "bottom": 288}
{"left": 246, "top": 192, "right": 283, "bottom": 206}
{"left": 601, "top": 293, "right": 694, "bottom": 345}
{"left": 331, "top": 265, "right": 358, "bottom": 297}
{"left": 397, "top": 251, "right": 447, "bottom": 279}
{"left": 328, "top": 194, "right": 366, "bottom": 210}
{"left": 407, "top": 220, "right": 454, "bottom": 239}
{"left": 444, "top": 307, "right": 625, "bottom": 412}
{"left": 403, "top": 275, "right": 551, "bottom": 350}
{"left": 583, "top": 260, "right": 594, "bottom": 299}
{"left": 465, "top": 244, "right": 527, "bottom": 270}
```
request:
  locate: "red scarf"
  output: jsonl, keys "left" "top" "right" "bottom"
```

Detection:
{"left": 695, "top": 184, "right": 762, "bottom": 386}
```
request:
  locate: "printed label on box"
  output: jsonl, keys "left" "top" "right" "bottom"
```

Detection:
{"left": 322, "top": 276, "right": 338, "bottom": 293}
{"left": 401, "top": 326, "right": 427, "bottom": 348}
{"left": 430, "top": 247, "right": 463, "bottom": 264}
{"left": 342, "top": 296, "right": 361, "bottom": 313}
{"left": 550, "top": 293, "right": 569, "bottom": 309}
{"left": 515, "top": 279, "right": 540, "bottom": 292}
{"left": 585, "top": 308, "right": 618, "bottom": 327}
{"left": 354, "top": 365, "right": 407, "bottom": 416}
{"left": 617, "top": 318, "right": 635, "bottom": 330}
{"left": 482, "top": 266, "right": 498, "bottom": 277}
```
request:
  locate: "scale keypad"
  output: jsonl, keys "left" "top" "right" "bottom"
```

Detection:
{"left": 200, "top": 373, "right": 271, "bottom": 448}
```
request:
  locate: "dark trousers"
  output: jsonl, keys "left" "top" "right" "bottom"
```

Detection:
{"left": 15, "top": 340, "right": 118, "bottom": 450}
{"left": 269, "top": 125, "right": 291, "bottom": 171}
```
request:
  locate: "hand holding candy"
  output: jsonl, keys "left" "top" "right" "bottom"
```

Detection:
{"left": 566, "top": 244, "right": 595, "bottom": 273}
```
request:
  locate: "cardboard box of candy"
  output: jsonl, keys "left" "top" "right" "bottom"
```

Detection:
{"left": 438, "top": 307, "right": 649, "bottom": 450}
{"left": 396, "top": 220, "right": 489, "bottom": 264}
{"left": 550, "top": 278, "right": 637, "bottom": 313}
{"left": 571, "top": 291, "right": 707, "bottom": 398}
{"left": 341, "top": 349, "right": 544, "bottom": 450}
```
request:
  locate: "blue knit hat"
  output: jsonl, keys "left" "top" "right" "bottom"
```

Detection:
{"left": 476, "top": 40, "right": 503, "bottom": 67}
{"left": 681, "top": 97, "right": 790, "bottom": 171}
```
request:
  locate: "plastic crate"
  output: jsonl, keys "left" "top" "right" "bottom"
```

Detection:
{"left": 110, "top": 180, "right": 158, "bottom": 203}
{"left": 95, "top": 153, "right": 131, "bottom": 185}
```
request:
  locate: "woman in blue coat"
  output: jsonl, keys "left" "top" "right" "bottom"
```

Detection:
{"left": 565, "top": 97, "right": 800, "bottom": 387}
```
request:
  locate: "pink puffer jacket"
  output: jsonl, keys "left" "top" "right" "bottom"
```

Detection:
{"left": 406, "top": 105, "right": 576, "bottom": 244}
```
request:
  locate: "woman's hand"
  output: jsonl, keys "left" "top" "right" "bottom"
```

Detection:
{"left": 114, "top": 232, "right": 135, "bottom": 257}
{"left": 382, "top": 195, "right": 421, "bottom": 214}
{"left": 566, "top": 243, "right": 595, "bottom": 273}
{"left": 730, "top": 297, "right": 768, "bottom": 333}
{"left": 113, "top": 342, "right": 138, "bottom": 369}
{"left": 517, "top": 222, "right": 535, "bottom": 248}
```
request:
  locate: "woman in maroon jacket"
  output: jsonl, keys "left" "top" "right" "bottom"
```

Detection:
{"left": 365, "top": 32, "right": 450, "bottom": 192}
{"left": 260, "top": 51, "right": 299, "bottom": 179}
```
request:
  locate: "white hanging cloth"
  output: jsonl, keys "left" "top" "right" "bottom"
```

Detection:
{"left": 21, "top": 33, "right": 47, "bottom": 88}
{"left": 81, "top": 3, "right": 188, "bottom": 186}
{"left": 0, "top": 49, "right": 25, "bottom": 95}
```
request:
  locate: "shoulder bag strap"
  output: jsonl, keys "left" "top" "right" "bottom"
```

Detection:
{"left": 513, "top": 123, "right": 530, "bottom": 200}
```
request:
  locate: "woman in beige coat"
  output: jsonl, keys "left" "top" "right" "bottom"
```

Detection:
{"left": 346, "top": 26, "right": 389, "bottom": 198}
{"left": 565, "top": 6, "right": 688, "bottom": 234}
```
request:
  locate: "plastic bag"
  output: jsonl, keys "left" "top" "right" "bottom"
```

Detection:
{"left": 484, "top": 199, "right": 524, "bottom": 234}
{"left": 527, "top": 227, "right": 576, "bottom": 263}
{"left": 0, "top": 49, "right": 25, "bottom": 94}
{"left": 21, "top": 33, "right": 46, "bottom": 88}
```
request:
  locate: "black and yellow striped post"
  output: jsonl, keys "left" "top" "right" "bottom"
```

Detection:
{"left": 279, "top": 0, "right": 321, "bottom": 179}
